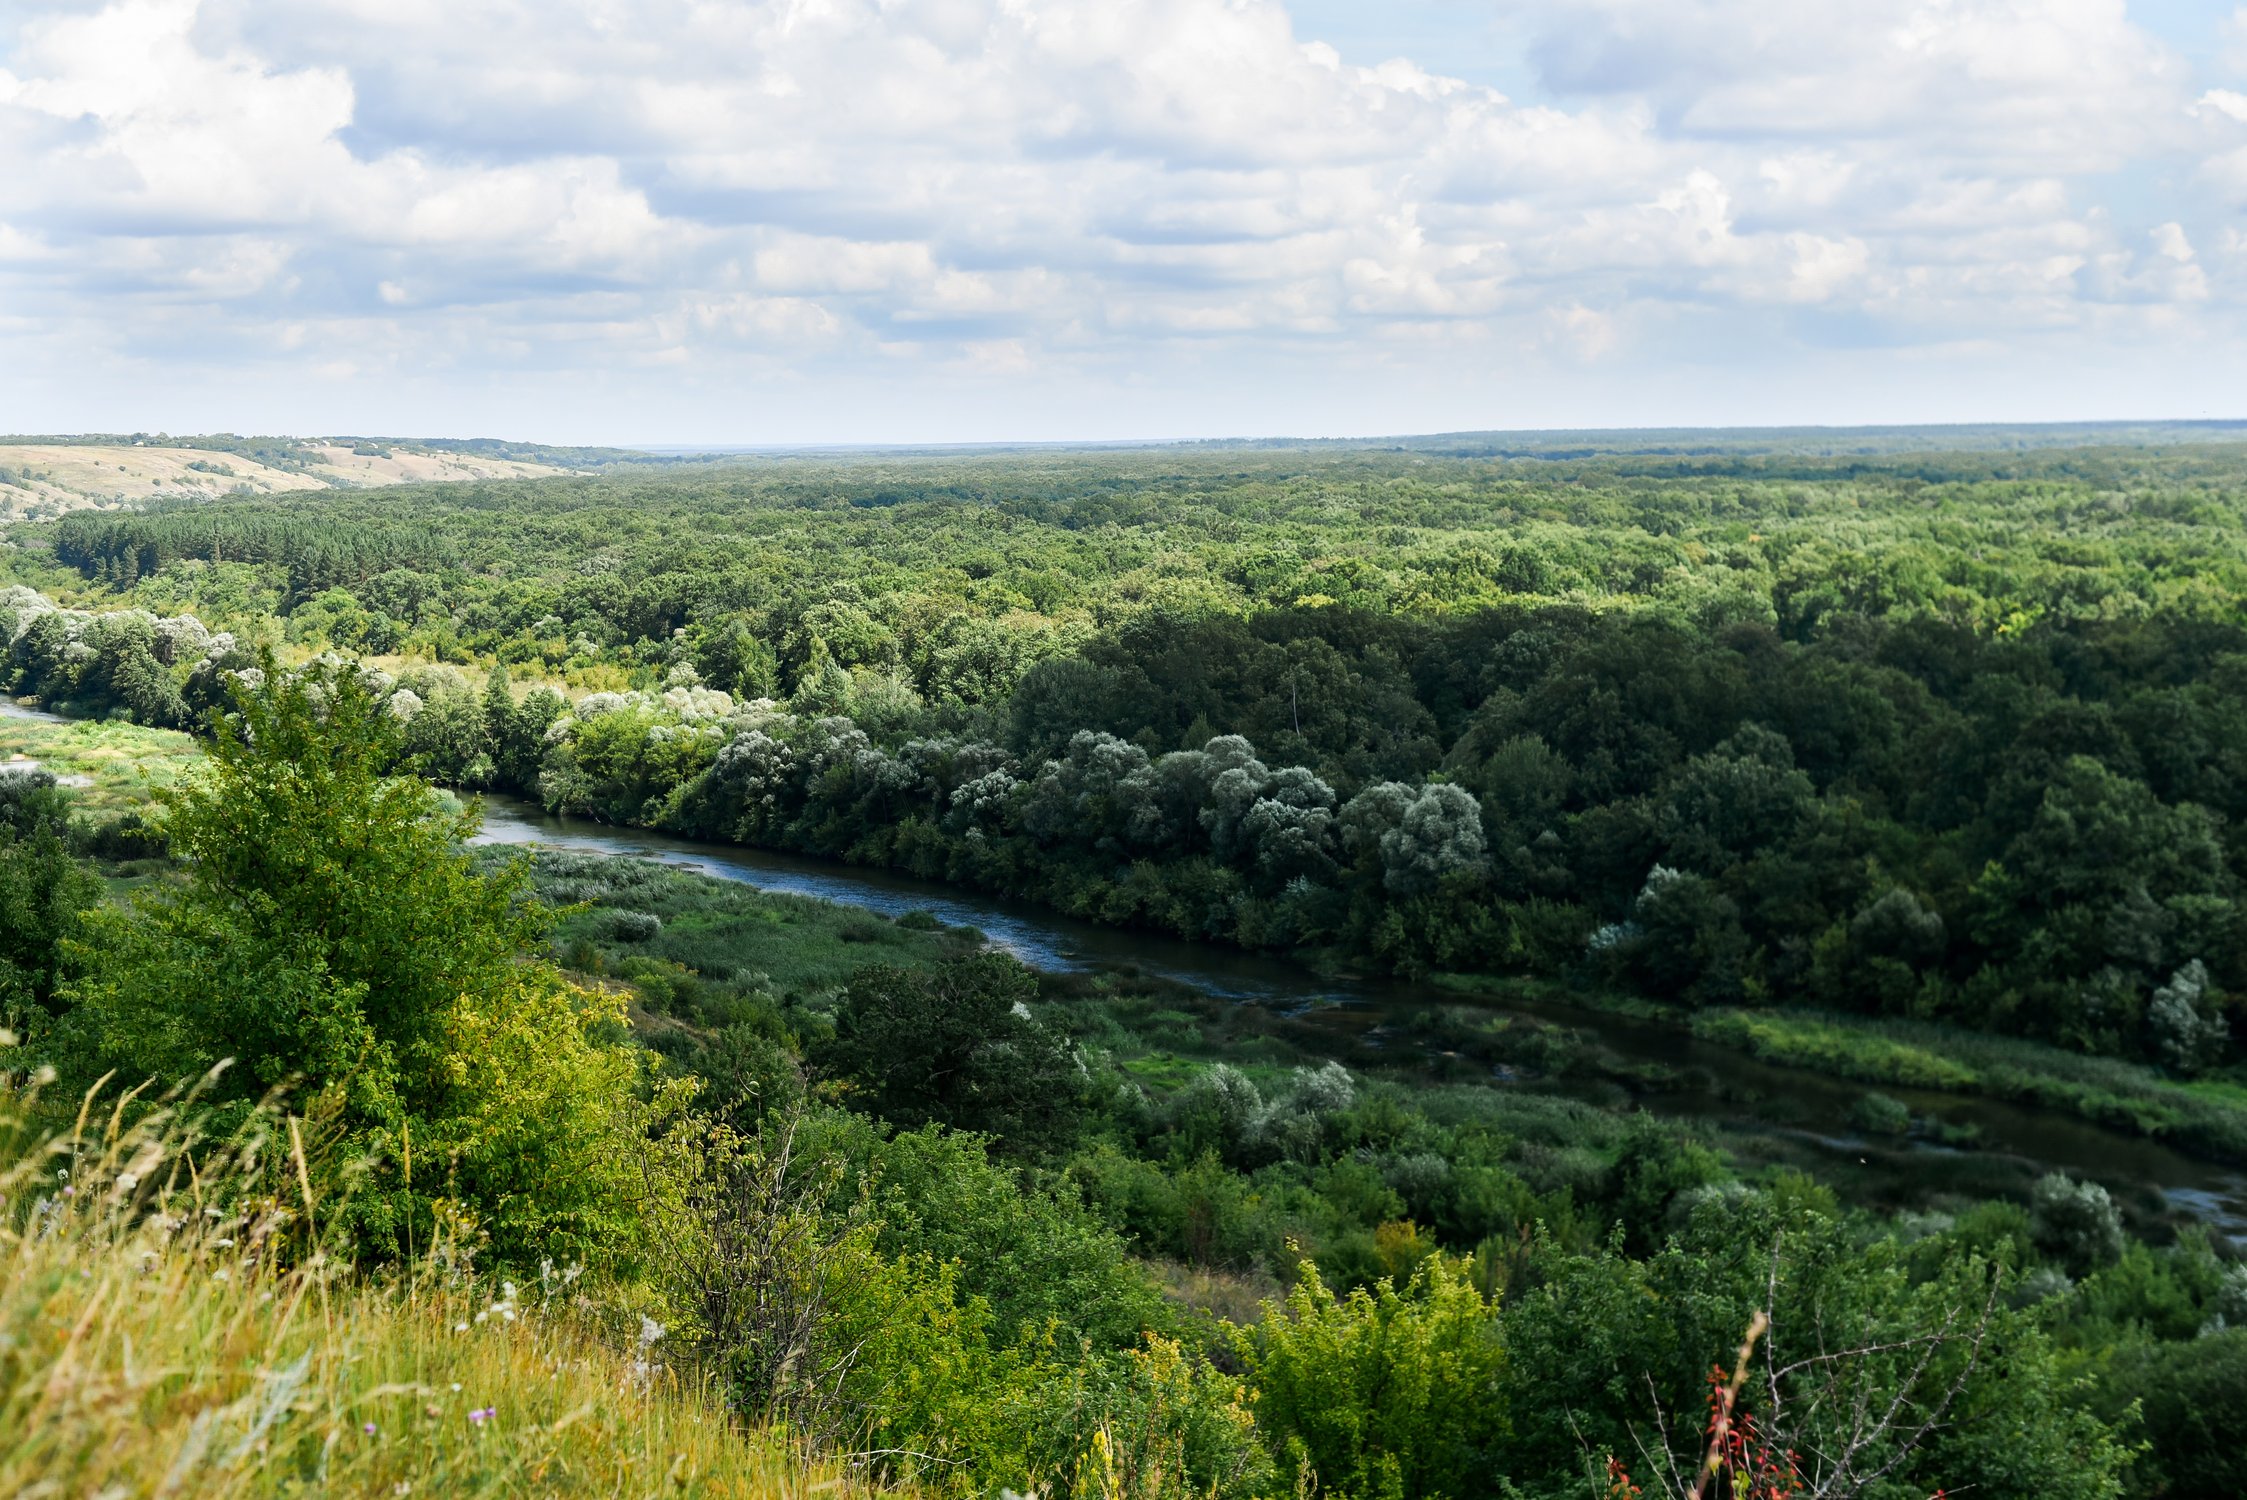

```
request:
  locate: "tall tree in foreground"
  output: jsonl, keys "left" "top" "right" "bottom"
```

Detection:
{"left": 0, "top": 768, "right": 101, "bottom": 1027}
{"left": 53, "top": 661, "right": 657, "bottom": 1268}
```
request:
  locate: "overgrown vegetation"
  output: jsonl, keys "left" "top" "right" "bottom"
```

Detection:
{"left": 12, "top": 443, "right": 2247, "bottom": 1080}
{"left": 8, "top": 437, "right": 2247, "bottom": 1494}
{"left": 0, "top": 1071, "right": 871, "bottom": 1499}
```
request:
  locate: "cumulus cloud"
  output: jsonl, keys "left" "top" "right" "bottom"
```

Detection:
{"left": 0, "top": 0, "right": 2237, "bottom": 436}
{"left": 1523, "top": 0, "right": 2185, "bottom": 164}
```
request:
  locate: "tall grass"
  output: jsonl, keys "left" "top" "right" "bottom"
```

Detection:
{"left": 1692, "top": 1007, "right": 2247, "bottom": 1163}
{"left": 0, "top": 1061, "right": 880, "bottom": 1499}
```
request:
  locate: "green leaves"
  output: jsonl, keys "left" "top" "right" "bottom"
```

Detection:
{"left": 51, "top": 661, "right": 649, "bottom": 1270}
{"left": 816, "top": 953, "right": 1087, "bottom": 1156}
{"left": 1236, "top": 1257, "right": 1506, "bottom": 1500}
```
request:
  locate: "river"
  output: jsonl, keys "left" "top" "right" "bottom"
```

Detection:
{"left": 471, "top": 794, "right": 2247, "bottom": 1246}
{"left": 10, "top": 694, "right": 2242, "bottom": 1243}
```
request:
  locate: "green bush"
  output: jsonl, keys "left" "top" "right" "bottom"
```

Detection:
{"left": 1236, "top": 1255, "right": 1506, "bottom": 1500}
{"left": 45, "top": 663, "right": 663, "bottom": 1270}
{"left": 816, "top": 952, "right": 1088, "bottom": 1154}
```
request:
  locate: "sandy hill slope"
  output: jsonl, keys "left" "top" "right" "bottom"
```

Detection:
{"left": 0, "top": 442, "right": 577, "bottom": 520}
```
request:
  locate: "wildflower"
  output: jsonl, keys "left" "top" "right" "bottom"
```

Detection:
{"left": 469, "top": 1406, "right": 495, "bottom": 1425}
{"left": 450, "top": 1383, "right": 462, "bottom": 1392}
{"left": 454, "top": 1321, "right": 469, "bottom": 1332}
{"left": 363, "top": 1422, "right": 378, "bottom": 1436}
{"left": 638, "top": 1316, "right": 664, "bottom": 1347}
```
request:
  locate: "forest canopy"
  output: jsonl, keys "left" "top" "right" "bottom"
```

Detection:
{"left": 11, "top": 441, "right": 2246, "bottom": 1072}
{"left": 8, "top": 437, "right": 2247, "bottom": 1497}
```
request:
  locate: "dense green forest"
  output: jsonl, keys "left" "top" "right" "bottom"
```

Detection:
{"left": 11, "top": 443, "right": 2247, "bottom": 1068}
{"left": 6, "top": 671, "right": 2233, "bottom": 1500}
{"left": 7, "top": 438, "right": 2247, "bottom": 1496}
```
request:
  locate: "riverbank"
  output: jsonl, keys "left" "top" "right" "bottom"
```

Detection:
{"left": 1692, "top": 1008, "right": 2247, "bottom": 1165}
{"left": 0, "top": 702, "right": 198, "bottom": 816}
{"left": 12, "top": 695, "right": 2247, "bottom": 1240}
{"left": 475, "top": 794, "right": 2247, "bottom": 1245}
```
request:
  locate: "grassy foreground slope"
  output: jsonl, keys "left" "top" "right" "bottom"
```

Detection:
{"left": 0, "top": 1075, "right": 861, "bottom": 1500}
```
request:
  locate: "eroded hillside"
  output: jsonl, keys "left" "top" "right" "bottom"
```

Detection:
{"left": 0, "top": 439, "right": 580, "bottom": 519}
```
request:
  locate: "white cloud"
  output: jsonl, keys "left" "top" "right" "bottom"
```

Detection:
{"left": 1521, "top": 0, "right": 2186, "bottom": 168}
{"left": 0, "top": 0, "right": 2236, "bottom": 438}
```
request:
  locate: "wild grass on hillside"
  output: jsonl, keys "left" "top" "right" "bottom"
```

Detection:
{"left": 0, "top": 1063, "right": 876, "bottom": 1500}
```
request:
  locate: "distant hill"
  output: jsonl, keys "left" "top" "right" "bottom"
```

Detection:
{"left": 1177, "top": 418, "right": 2247, "bottom": 460}
{"left": 12, "top": 420, "right": 2247, "bottom": 520}
{"left": 0, "top": 434, "right": 660, "bottom": 520}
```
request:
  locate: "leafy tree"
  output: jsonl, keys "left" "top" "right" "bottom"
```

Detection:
{"left": 0, "top": 770, "right": 101, "bottom": 1028}
{"left": 2098, "top": 1330, "right": 2247, "bottom": 1500}
{"left": 696, "top": 614, "right": 780, "bottom": 699}
{"left": 53, "top": 662, "right": 656, "bottom": 1267}
{"left": 2030, "top": 1172, "right": 2125, "bottom": 1275}
{"left": 493, "top": 682, "right": 564, "bottom": 791}
{"left": 1611, "top": 864, "right": 1750, "bottom": 1007}
{"left": 816, "top": 953, "right": 1086, "bottom": 1154}
{"left": 2146, "top": 958, "right": 2223, "bottom": 1073}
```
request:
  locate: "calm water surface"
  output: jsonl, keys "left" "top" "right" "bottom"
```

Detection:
{"left": 473, "top": 794, "right": 2247, "bottom": 1245}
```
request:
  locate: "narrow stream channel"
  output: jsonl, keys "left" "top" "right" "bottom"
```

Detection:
{"left": 471, "top": 794, "right": 2247, "bottom": 1246}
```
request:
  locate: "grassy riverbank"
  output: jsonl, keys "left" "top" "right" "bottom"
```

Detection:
{"left": 1693, "top": 1007, "right": 2247, "bottom": 1165}
{"left": 0, "top": 711, "right": 197, "bottom": 817}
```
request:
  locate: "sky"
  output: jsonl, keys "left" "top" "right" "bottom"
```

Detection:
{"left": 3, "top": 0, "right": 2246, "bottom": 446}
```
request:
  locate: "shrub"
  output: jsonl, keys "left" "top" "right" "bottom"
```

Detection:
{"left": 2030, "top": 1172, "right": 2125, "bottom": 1276}
{"left": 608, "top": 908, "right": 663, "bottom": 942}
{"left": 1849, "top": 1091, "right": 1914, "bottom": 1137}
{"left": 1235, "top": 1255, "right": 1507, "bottom": 1500}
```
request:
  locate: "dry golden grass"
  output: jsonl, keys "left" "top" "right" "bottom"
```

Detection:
{"left": 0, "top": 1067, "right": 888, "bottom": 1500}
{"left": 0, "top": 443, "right": 574, "bottom": 518}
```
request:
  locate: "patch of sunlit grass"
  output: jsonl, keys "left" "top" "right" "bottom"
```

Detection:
{"left": 0, "top": 715, "right": 200, "bottom": 818}
{"left": 0, "top": 1064, "right": 890, "bottom": 1500}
